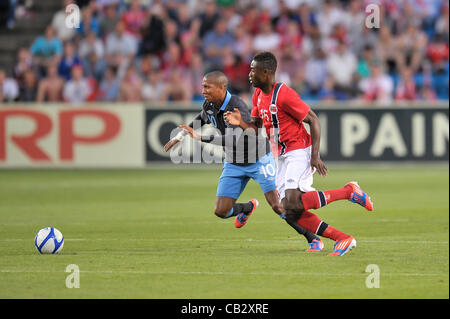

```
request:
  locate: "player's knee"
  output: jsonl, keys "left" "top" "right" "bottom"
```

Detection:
{"left": 214, "top": 208, "right": 228, "bottom": 219}
{"left": 283, "top": 198, "right": 301, "bottom": 212}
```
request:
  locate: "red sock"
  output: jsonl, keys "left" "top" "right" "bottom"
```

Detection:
{"left": 301, "top": 186, "right": 353, "bottom": 210}
{"left": 296, "top": 211, "right": 349, "bottom": 242}
{"left": 295, "top": 210, "right": 324, "bottom": 233}
{"left": 322, "top": 225, "right": 349, "bottom": 242}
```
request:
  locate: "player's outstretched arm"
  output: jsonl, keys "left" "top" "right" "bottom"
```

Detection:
{"left": 178, "top": 124, "right": 201, "bottom": 140}
{"left": 303, "top": 109, "right": 328, "bottom": 177}
{"left": 163, "top": 138, "right": 180, "bottom": 152}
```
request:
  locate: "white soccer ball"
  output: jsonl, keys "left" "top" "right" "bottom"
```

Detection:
{"left": 34, "top": 227, "right": 64, "bottom": 254}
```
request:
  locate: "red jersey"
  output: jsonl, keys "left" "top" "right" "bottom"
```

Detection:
{"left": 251, "top": 82, "right": 311, "bottom": 156}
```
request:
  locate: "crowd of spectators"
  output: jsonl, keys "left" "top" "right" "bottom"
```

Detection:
{"left": 0, "top": 0, "right": 448, "bottom": 105}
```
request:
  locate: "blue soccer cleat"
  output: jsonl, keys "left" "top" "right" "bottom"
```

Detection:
{"left": 307, "top": 237, "right": 324, "bottom": 252}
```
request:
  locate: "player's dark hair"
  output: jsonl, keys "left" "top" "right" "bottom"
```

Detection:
{"left": 253, "top": 51, "right": 277, "bottom": 74}
{"left": 204, "top": 70, "right": 228, "bottom": 87}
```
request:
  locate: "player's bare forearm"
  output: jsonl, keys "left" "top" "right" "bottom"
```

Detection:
{"left": 164, "top": 138, "right": 180, "bottom": 152}
{"left": 303, "top": 110, "right": 328, "bottom": 176}
{"left": 179, "top": 124, "right": 201, "bottom": 140}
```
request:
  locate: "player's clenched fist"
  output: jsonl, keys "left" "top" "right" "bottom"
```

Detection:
{"left": 224, "top": 108, "right": 242, "bottom": 126}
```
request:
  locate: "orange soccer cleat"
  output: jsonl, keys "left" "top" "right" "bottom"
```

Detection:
{"left": 234, "top": 199, "right": 259, "bottom": 228}
{"left": 328, "top": 236, "right": 356, "bottom": 256}
{"left": 346, "top": 181, "right": 374, "bottom": 211}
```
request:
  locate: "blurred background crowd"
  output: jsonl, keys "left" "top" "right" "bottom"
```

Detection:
{"left": 0, "top": 0, "right": 448, "bottom": 105}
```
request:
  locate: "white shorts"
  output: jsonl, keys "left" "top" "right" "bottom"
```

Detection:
{"left": 276, "top": 146, "right": 316, "bottom": 201}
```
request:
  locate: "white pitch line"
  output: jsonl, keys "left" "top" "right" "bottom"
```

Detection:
{"left": 0, "top": 269, "right": 446, "bottom": 277}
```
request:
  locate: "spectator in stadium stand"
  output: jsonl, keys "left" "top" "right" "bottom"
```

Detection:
{"left": 36, "top": 65, "right": 65, "bottom": 102}
{"left": 356, "top": 44, "right": 375, "bottom": 80}
{"left": 435, "top": 3, "right": 448, "bottom": 42}
{"left": 279, "top": 20, "right": 303, "bottom": 61}
{"left": 179, "top": 26, "right": 199, "bottom": 67}
{"left": 58, "top": 42, "right": 81, "bottom": 80}
{"left": 98, "top": 65, "right": 119, "bottom": 101}
{"left": 198, "top": 0, "right": 220, "bottom": 38}
{"left": 138, "top": 7, "right": 166, "bottom": 56}
{"left": 82, "top": 51, "right": 107, "bottom": 82}
{"left": 13, "top": 47, "right": 36, "bottom": 89}
{"left": 77, "top": 5, "right": 101, "bottom": 37}
{"left": 222, "top": 4, "right": 241, "bottom": 32}
{"left": 316, "top": 0, "right": 346, "bottom": 38}
{"left": 304, "top": 47, "right": 327, "bottom": 97}
{"left": 252, "top": 20, "right": 281, "bottom": 53}
{"left": 18, "top": 68, "right": 38, "bottom": 102}
{"left": 30, "top": 25, "right": 63, "bottom": 77}
{"left": 240, "top": 4, "right": 262, "bottom": 36}
{"left": 358, "top": 60, "right": 394, "bottom": 105}
{"left": 78, "top": 31, "right": 105, "bottom": 60}
{"left": 326, "top": 40, "right": 357, "bottom": 99}
{"left": 223, "top": 53, "right": 250, "bottom": 95}
{"left": 52, "top": 0, "right": 77, "bottom": 42}
{"left": 277, "top": 20, "right": 304, "bottom": 83}
{"left": 98, "top": 2, "right": 121, "bottom": 38}
{"left": 342, "top": 0, "right": 365, "bottom": 50}
{"left": 172, "top": 2, "right": 194, "bottom": 35}
{"left": 427, "top": 33, "right": 449, "bottom": 74}
{"left": 105, "top": 20, "right": 138, "bottom": 64}
{"left": 317, "top": 75, "right": 337, "bottom": 103}
{"left": 395, "top": 22, "right": 428, "bottom": 74}
{"left": 164, "top": 18, "right": 181, "bottom": 45}
{"left": 231, "top": 24, "right": 253, "bottom": 63}
{"left": 300, "top": 24, "right": 324, "bottom": 60}
{"left": 141, "top": 71, "right": 165, "bottom": 102}
{"left": 375, "top": 25, "right": 398, "bottom": 75}
{"left": 188, "top": 52, "right": 205, "bottom": 102}
{"left": 395, "top": 67, "right": 417, "bottom": 102}
{"left": 118, "top": 64, "right": 142, "bottom": 101}
{"left": 0, "top": 69, "right": 19, "bottom": 102}
{"left": 63, "top": 65, "right": 91, "bottom": 105}
{"left": 121, "top": 0, "right": 146, "bottom": 36}
{"left": 258, "top": 0, "right": 280, "bottom": 20}
{"left": 295, "top": 3, "right": 315, "bottom": 35}
{"left": 202, "top": 18, "right": 234, "bottom": 70}
{"left": 160, "top": 67, "right": 192, "bottom": 103}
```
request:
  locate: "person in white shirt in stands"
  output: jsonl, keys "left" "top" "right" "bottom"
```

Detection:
{"left": 326, "top": 40, "right": 357, "bottom": 98}
{"left": 359, "top": 60, "right": 394, "bottom": 105}
{"left": 105, "top": 20, "right": 138, "bottom": 65}
{"left": 52, "top": 0, "right": 77, "bottom": 42}
{"left": 0, "top": 69, "right": 19, "bottom": 102}
{"left": 253, "top": 20, "right": 281, "bottom": 53}
{"left": 63, "top": 65, "right": 91, "bottom": 105}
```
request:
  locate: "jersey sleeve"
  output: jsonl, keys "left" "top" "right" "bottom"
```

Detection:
{"left": 234, "top": 97, "right": 252, "bottom": 123}
{"left": 279, "top": 86, "right": 310, "bottom": 122}
{"left": 251, "top": 90, "right": 260, "bottom": 118}
{"left": 188, "top": 109, "right": 209, "bottom": 128}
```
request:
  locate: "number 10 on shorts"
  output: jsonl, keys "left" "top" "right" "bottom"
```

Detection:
{"left": 261, "top": 163, "right": 275, "bottom": 178}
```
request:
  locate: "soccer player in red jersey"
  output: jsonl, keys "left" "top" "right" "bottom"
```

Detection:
{"left": 225, "top": 51, "right": 374, "bottom": 256}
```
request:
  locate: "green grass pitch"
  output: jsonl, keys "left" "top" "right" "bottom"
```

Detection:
{"left": 0, "top": 165, "right": 448, "bottom": 299}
